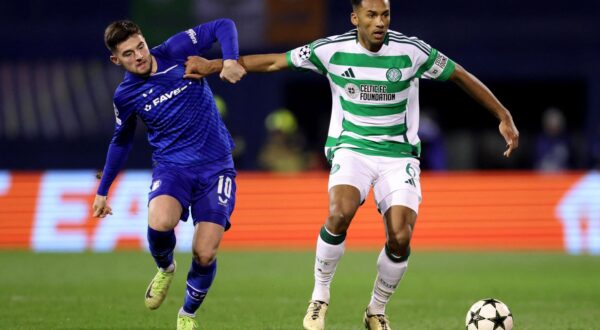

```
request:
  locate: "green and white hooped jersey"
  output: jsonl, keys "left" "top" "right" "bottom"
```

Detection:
{"left": 286, "top": 29, "right": 456, "bottom": 161}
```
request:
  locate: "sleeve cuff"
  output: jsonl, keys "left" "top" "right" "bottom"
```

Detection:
{"left": 437, "top": 59, "right": 456, "bottom": 81}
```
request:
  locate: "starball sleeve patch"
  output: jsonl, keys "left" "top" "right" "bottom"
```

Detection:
{"left": 298, "top": 45, "right": 311, "bottom": 61}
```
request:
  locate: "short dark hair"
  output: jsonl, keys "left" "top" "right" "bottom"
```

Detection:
{"left": 351, "top": 0, "right": 363, "bottom": 9}
{"left": 104, "top": 20, "right": 142, "bottom": 52}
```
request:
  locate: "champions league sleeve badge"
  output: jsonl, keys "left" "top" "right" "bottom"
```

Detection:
{"left": 298, "top": 45, "right": 311, "bottom": 61}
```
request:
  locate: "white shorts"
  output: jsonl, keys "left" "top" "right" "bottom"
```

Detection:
{"left": 328, "top": 148, "right": 422, "bottom": 214}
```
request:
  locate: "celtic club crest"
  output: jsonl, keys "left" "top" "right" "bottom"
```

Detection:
{"left": 386, "top": 68, "right": 402, "bottom": 82}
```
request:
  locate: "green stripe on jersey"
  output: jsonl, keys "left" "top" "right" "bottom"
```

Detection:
{"left": 342, "top": 119, "right": 406, "bottom": 136}
{"left": 337, "top": 135, "right": 419, "bottom": 157}
{"left": 340, "top": 97, "right": 407, "bottom": 116}
{"left": 329, "top": 73, "right": 411, "bottom": 93}
{"left": 309, "top": 44, "right": 327, "bottom": 74}
{"left": 330, "top": 52, "right": 412, "bottom": 69}
{"left": 325, "top": 136, "right": 337, "bottom": 147}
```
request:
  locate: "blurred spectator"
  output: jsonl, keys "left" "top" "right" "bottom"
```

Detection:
{"left": 214, "top": 95, "right": 247, "bottom": 167}
{"left": 419, "top": 109, "right": 447, "bottom": 171}
{"left": 258, "top": 109, "right": 308, "bottom": 172}
{"left": 535, "top": 107, "right": 573, "bottom": 171}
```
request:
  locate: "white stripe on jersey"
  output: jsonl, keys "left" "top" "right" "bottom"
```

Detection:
{"left": 152, "top": 65, "right": 178, "bottom": 76}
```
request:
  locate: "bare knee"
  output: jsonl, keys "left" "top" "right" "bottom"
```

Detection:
{"left": 326, "top": 185, "right": 360, "bottom": 234}
{"left": 326, "top": 208, "right": 355, "bottom": 234}
{"left": 192, "top": 249, "right": 217, "bottom": 267}
{"left": 383, "top": 206, "right": 417, "bottom": 257}
{"left": 148, "top": 196, "right": 181, "bottom": 231}
{"left": 148, "top": 213, "right": 177, "bottom": 231}
{"left": 387, "top": 225, "right": 412, "bottom": 256}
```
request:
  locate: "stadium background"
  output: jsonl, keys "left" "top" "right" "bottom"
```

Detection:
{"left": 1, "top": 0, "right": 599, "bottom": 329}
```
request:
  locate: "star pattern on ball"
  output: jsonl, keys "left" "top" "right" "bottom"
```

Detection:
{"left": 481, "top": 298, "right": 500, "bottom": 308}
{"left": 299, "top": 45, "right": 311, "bottom": 60}
{"left": 467, "top": 308, "right": 486, "bottom": 328}
{"left": 487, "top": 309, "right": 508, "bottom": 330}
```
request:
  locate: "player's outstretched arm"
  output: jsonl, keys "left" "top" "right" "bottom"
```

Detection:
{"left": 239, "top": 53, "right": 289, "bottom": 72}
{"left": 449, "top": 64, "right": 520, "bottom": 157}
{"left": 184, "top": 53, "right": 289, "bottom": 80}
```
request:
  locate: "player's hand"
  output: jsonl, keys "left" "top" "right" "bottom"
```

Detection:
{"left": 93, "top": 195, "right": 113, "bottom": 218}
{"left": 184, "top": 56, "right": 217, "bottom": 79}
{"left": 219, "top": 59, "right": 246, "bottom": 84}
{"left": 499, "top": 117, "right": 519, "bottom": 157}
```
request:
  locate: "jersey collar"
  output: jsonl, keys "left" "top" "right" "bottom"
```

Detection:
{"left": 351, "top": 29, "right": 390, "bottom": 45}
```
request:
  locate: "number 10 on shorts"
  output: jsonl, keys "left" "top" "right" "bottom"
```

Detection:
{"left": 217, "top": 175, "right": 232, "bottom": 205}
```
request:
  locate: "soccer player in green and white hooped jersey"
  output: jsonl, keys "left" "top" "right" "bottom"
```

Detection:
{"left": 184, "top": 0, "right": 520, "bottom": 329}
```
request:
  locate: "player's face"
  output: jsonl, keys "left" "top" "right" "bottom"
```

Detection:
{"left": 351, "top": 0, "right": 390, "bottom": 52}
{"left": 110, "top": 34, "right": 154, "bottom": 76}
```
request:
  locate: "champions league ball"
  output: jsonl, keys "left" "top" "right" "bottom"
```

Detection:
{"left": 465, "top": 298, "right": 513, "bottom": 330}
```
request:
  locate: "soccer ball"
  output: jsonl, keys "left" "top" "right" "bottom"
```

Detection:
{"left": 465, "top": 298, "right": 513, "bottom": 330}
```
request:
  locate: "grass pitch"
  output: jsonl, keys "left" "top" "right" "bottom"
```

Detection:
{"left": 1, "top": 251, "right": 599, "bottom": 329}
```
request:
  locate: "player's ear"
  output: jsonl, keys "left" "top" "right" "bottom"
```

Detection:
{"left": 110, "top": 54, "right": 121, "bottom": 66}
{"left": 351, "top": 11, "right": 359, "bottom": 27}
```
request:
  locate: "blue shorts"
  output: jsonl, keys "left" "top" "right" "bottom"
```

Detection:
{"left": 148, "top": 157, "right": 236, "bottom": 230}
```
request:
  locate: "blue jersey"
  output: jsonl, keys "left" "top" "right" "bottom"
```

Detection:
{"left": 98, "top": 19, "right": 239, "bottom": 196}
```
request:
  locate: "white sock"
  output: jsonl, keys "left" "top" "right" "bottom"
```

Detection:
{"left": 178, "top": 307, "right": 195, "bottom": 317}
{"left": 311, "top": 228, "right": 345, "bottom": 304}
{"left": 367, "top": 247, "right": 408, "bottom": 315}
{"left": 160, "top": 263, "right": 175, "bottom": 273}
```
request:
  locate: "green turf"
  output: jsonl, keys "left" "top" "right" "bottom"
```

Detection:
{"left": 1, "top": 251, "right": 599, "bottom": 329}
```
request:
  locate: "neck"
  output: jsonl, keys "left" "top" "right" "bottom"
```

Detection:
{"left": 150, "top": 55, "right": 157, "bottom": 74}
{"left": 361, "top": 40, "right": 383, "bottom": 52}
{"left": 358, "top": 33, "right": 383, "bottom": 52}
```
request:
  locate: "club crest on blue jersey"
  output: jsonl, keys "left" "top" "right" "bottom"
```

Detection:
{"left": 113, "top": 104, "right": 121, "bottom": 125}
{"left": 151, "top": 180, "right": 161, "bottom": 192}
{"left": 142, "top": 88, "right": 154, "bottom": 98}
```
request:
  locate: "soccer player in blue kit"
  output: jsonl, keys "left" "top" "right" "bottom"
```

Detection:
{"left": 92, "top": 20, "right": 246, "bottom": 329}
